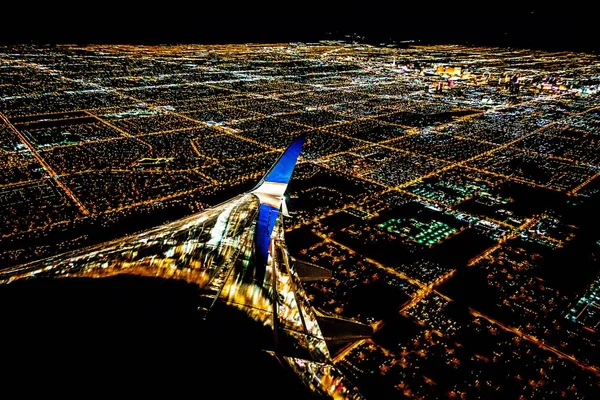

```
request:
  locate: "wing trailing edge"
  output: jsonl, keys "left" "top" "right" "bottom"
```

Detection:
{"left": 316, "top": 314, "right": 373, "bottom": 345}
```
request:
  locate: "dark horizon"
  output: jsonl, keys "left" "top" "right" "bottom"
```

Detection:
{"left": 1, "top": 5, "right": 597, "bottom": 52}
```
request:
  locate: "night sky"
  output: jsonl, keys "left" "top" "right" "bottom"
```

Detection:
{"left": 2, "top": 4, "right": 596, "bottom": 51}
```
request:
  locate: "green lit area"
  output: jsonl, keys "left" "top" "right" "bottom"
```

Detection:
{"left": 408, "top": 179, "right": 487, "bottom": 205}
{"left": 566, "top": 275, "right": 600, "bottom": 330}
{"left": 379, "top": 217, "right": 458, "bottom": 245}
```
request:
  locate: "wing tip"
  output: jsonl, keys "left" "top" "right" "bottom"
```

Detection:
{"left": 257, "top": 134, "right": 306, "bottom": 187}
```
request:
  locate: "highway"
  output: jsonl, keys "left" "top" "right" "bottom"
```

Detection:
{"left": 468, "top": 308, "right": 600, "bottom": 377}
{"left": 0, "top": 111, "right": 90, "bottom": 215}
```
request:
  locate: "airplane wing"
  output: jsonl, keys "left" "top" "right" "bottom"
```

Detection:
{"left": 0, "top": 135, "right": 367, "bottom": 399}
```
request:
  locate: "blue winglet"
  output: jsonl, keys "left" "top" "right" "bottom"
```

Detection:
{"left": 253, "top": 135, "right": 306, "bottom": 282}
{"left": 255, "top": 203, "right": 280, "bottom": 282}
{"left": 256, "top": 134, "right": 306, "bottom": 186}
